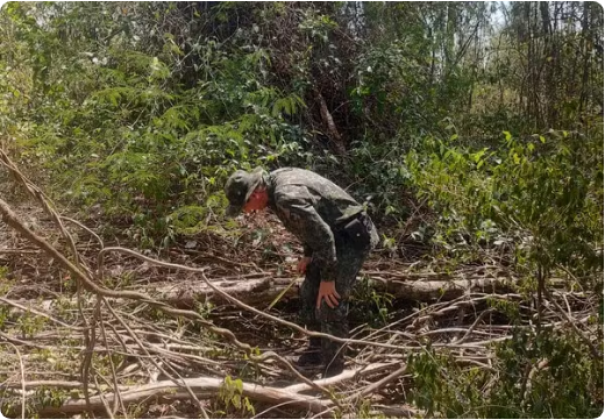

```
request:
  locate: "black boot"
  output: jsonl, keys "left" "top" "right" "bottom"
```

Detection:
{"left": 295, "top": 337, "right": 322, "bottom": 368}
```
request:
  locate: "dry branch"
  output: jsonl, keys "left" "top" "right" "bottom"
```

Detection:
{"left": 13, "top": 274, "right": 518, "bottom": 315}
{"left": 1, "top": 150, "right": 599, "bottom": 419}
{"left": 162, "top": 275, "right": 514, "bottom": 306}
{"left": 22, "top": 364, "right": 412, "bottom": 417}
{"left": 283, "top": 362, "right": 396, "bottom": 394}
{"left": 91, "top": 274, "right": 517, "bottom": 309}
{"left": 34, "top": 376, "right": 333, "bottom": 416}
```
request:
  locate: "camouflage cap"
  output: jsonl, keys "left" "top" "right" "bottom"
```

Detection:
{"left": 224, "top": 167, "right": 264, "bottom": 217}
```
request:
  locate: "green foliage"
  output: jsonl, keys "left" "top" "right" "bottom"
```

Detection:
{"left": 350, "top": 275, "right": 394, "bottom": 328}
{"left": 348, "top": 137, "right": 415, "bottom": 220}
{"left": 16, "top": 310, "right": 47, "bottom": 339}
{"left": 404, "top": 123, "right": 603, "bottom": 414}
{"left": 1, "top": 2, "right": 313, "bottom": 244}
{"left": 409, "top": 328, "right": 603, "bottom": 418}
{"left": 0, "top": 3, "right": 602, "bottom": 416}
{"left": 406, "top": 127, "right": 603, "bottom": 290}
{"left": 491, "top": 328, "right": 602, "bottom": 418}
{"left": 409, "top": 347, "right": 486, "bottom": 418}
{"left": 0, "top": 303, "right": 49, "bottom": 339}
{"left": 2, "top": 386, "right": 68, "bottom": 417}
{"left": 0, "top": 304, "right": 9, "bottom": 330}
{"left": 215, "top": 375, "right": 255, "bottom": 417}
{"left": 355, "top": 399, "right": 388, "bottom": 419}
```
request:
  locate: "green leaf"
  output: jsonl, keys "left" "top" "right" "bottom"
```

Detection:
{"left": 271, "top": 100, "right": 280, "bottom": 117}
{"left": 234, "top": 379, "right": 244, "bottom": 394}
{"left": 472, "top": 149, "right": 486, "bottom": 163}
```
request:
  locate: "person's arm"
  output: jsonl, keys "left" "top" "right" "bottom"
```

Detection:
{"left": 274, "top": 185, "right": 337, "bottom": 282}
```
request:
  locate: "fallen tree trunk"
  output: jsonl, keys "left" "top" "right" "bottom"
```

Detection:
{"left": 147, "top": 274, "right": 518, "bottom": 308}
{"left": 32, "top": 376, "right": 333, "bottom": 416}
{"left": 19, "top": 364, "right": 396, "bottom": 416}
{"left": 10, "top": 273, "right": 518, "bottom": 310}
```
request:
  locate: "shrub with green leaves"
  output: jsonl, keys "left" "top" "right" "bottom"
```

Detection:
{"left": 406, "top": 127, "right": 603, "bottom": 291}
{"left": 409, "top": 327, "right": 603, "bottom": 418}
{"left": 4, "top": 3, "right": 312, "bottom": 243}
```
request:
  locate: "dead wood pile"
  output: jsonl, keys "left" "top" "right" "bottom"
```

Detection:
{"left": 0, "top": 150, "right": 598, "bottom": 419}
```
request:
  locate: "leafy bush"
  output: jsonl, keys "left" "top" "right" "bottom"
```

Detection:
{"left": 1, "top": 2, "right": 602, "bottom": 418}
{"left": 409, "top": 328, "right": 604, "bottom": 418}
{"left": 6, "top": 3, "right": 312, "bottom": 243}
{"left": 405, "top": 126, "right": 603, "bottom": 290}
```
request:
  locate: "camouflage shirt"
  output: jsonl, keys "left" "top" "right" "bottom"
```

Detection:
{"left": 264, "top": 168, "right": 365, "bottom": 281}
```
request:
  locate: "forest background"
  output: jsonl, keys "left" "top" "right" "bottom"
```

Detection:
{"left": 0, "top": 2, "right": 603, "bottom": 418}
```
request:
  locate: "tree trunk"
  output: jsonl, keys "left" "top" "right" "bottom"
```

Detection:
{"left": 315, "top": 89, "right": 346, "bottom": 155}
{"left": 17, "top": 273, "right": 520, "bottom": 311}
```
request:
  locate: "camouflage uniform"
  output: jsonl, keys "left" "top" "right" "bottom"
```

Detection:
{"left": 225, "top": 167, "right": 379, "bottom": 375}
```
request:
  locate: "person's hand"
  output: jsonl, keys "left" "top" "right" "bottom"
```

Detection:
{"left": 316, "top": 281, "right": 340, "bottom": 309}
{"left": 297, "top": 256, "right": 313, "bottom": 274}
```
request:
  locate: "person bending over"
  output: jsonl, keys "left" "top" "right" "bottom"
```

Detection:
{"left": 225, "top": 167, "right": 378, "bottom": 377}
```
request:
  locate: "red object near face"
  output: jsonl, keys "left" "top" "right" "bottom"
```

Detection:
{"left": 242, "top": 188, "right": 269, "bottom": 213}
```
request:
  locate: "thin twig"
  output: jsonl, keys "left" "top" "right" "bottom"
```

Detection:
{"left": 62, "top": 216, "right": 104, "bottom": 249}
{"left": 348, "top": 364, "right": 407, "bottom": 402}
{"left": 544, "top": 290, "right": 601, "bottom": 360}
{"left": 0, "top": 297, "right": 87, "bottom": 331}
{"left": 453, "top": 308, "right": 495, "bottom": 344}
{"left": 99, "top": 317, "right": 125, "bottom": 416}
{"left": 2, "top": 342, "right": 26, "bottom": 419}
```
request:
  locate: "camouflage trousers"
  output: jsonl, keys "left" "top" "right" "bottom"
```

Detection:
{"left": 299, "top": 215, "right": 377, "bottom": 370}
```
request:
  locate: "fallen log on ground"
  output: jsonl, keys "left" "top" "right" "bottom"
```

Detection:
{"left": 142, "top": 273, "right": 519, "bottom": 308}
{"left": 8, "top": 273, "right": 520, "bottom": 311}
{"left": 31, "top": 376, "right": 332, "bottom": 416}
{"left": 6, "top": 363, "right": 399, "bottom": 417}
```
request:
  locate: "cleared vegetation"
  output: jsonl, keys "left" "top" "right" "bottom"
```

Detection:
{"left": 0, "top": 2, "right": 603, "bottom": 418}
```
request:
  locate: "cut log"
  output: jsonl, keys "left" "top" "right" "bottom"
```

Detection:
{"left": 13, "top": 364, "right": 401, "bottom": 417}
{"left": 32, "top": 376, "right": 333, "bottom": 416}
{"left": 145, "top": 274, "right": 517, "bottom": 308}
{"left": 4, "top": 367, "right": 424, "bottom": 418}
{"left": 10, "top": 273, "right": 518, "bottom": 311}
